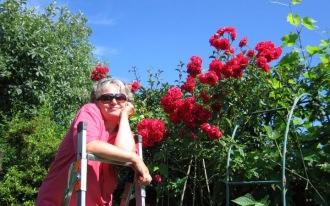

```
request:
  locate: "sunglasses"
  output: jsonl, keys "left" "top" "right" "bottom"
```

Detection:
{"left": 97, "top": 93, "right": 127, "bottom": 103}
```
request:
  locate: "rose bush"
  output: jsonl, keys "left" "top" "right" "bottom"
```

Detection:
{"left": 132, "top": 11, "right": 329, "bottom": 204}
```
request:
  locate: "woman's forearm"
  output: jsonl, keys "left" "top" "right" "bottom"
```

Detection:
{"left": 114, "top": 112, "right": 136, "bottom": 152}
{"left": 87, "top": 140, "right": 138, "bottom": 163}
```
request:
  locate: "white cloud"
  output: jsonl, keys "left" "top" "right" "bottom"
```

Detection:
{"left": 93, "top": 46, "right": 118, "bottom": 57}
{"left": 87, "top": 14, "right": 116, "bottom": 26}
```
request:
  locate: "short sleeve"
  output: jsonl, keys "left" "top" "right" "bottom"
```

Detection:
{"left": 71, "top": 103, "right": 108, "bottom": 154}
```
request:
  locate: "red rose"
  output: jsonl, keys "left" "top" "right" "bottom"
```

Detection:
{"left": 153, "top": 174, "right": 162, "bottom": 183}
{"left": 130, "top": 81, "right": 140, "bottom": 93}
{"left": 239, "top": 37, "right": 248, "bottom": 47}
{"left": 181, "top": 76, "right": 195, "bottom": 93}
{"left": 209, "top": 59, "right": 223, "bottom": 79}
{"left": 199, "top": 71, "right": 219, "bottom": 85}
{"left": 246, "top": 50, "right": 255, "bottom": 58}
{"left": 137, "top": 118, "right": 166, "bottom": 147}
{"left": 200, "top": 90, "right": 210, "bottom": 103}
{"left": 90, "top": 64, "right": 109, "bottom": 81}
{"left": 187, "top": 56, "right": 203, "bottom": 78}
{"left": 217, "top": 26, "right": 237, "bottom": 40}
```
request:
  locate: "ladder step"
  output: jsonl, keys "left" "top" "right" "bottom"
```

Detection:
{"left": 86, "top": 153, "right": 132, "bottom": 167}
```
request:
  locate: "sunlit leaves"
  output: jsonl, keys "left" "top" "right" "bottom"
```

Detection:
{"left": 287, "top": 12, "right": 300, "bottom": 26}
{"left": 278, "top": 50, "right": 300, "bottom": 66}
{"left": 306, "top": 45, "right": 324, "bottom": 56}
{"left": 287, "top": 13, "right": 317, "bottom": 30}
{"left": 302, "top": 17, "right": 317, "bottom": 30}
{"left": 291, "top": 0, "right": 302, "bottom": 5}
{"left": 320, "top": 54, "right": 330, "bottom": 65}
{"left": 281, "top": 32, "right": 298, "bottom": 47}
{"left": 264, "top": 125, "right": 281, "bottom": 140}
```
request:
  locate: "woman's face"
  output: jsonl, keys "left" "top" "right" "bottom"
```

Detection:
{"left": 96, "top": 83, "right": 127, "bottom": 121}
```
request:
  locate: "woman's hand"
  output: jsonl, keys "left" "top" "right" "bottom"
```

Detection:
{"left": 135, "top": 172, "right": 152, "bottom": 186}
{"left": 130, "top": 154, "right": 152, "bottom": 186}
{"left": 120, "top": 102, "right": 136, "bottom": 118}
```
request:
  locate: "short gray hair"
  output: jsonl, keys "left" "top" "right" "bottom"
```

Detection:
{"left": 90, "top": 78, "right": 134, "bottom": 103}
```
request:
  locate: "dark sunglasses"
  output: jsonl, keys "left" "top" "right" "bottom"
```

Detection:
{"left": 97, "top": 93, "right": 127, "bottom": 103}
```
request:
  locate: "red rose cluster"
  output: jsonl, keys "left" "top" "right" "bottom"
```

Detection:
{"left": 180, "top": 26, "right": 282, "bottom": 93}
{"left": 208, "top": 26, "right": 282, "bottom": 77}
{"left": 90, "top": 64, "right": 109, "bottom": 81}
{"left": 161, "top": 87, "right": 212, "bottom": 130}
{"left": 255, "top": 41, "right": 283, "bottom": 72}
{"left": 128, "top": 81, "right": 140, "bottom": 93}
{"left": 137, "top": 118, "right": 166, "bottom": 147}
{"left": 201, "top": 123, "right": 223, "bottom": 140}
{"left": 187, "top": 56, "right": 203, "bottom": 78}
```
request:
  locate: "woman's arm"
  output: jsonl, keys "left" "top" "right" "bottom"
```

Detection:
{"left": 86, "top": 140, "right": 151, "bottom": 185}
{"left": 114, "top": 102, "right": 136, "bottom": 152}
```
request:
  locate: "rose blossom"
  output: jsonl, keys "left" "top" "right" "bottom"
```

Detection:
{"left": 137, "top": 118, "right": 166, "bottom": 147}
{"left": 181, "top": 76, "right": 195, "bottom": 93}
{"left": 209, "top": 59, "right": 223, "bottom": 79}
{"left": 187, "top": 56, "right": 203, "bottom": 78}
{"left": 199, "top": 71, "right": 219, "bottom": 85}
{"left": 129, "top": 81, "right": 140, "bottom": 93}
{"left": 201, "top": 123, "right": 222, "bottom": 140}
{"left": 90, "top": 64, "right": 109, "bottom": 81}
{"left": 246, "top": 50, "right": 255, "bottom": 58}
{"left": 239, "top": 37, "right": 248, "bottom": 47}
{"left": 153, "top": 174, "right": 162, "bottom": 183}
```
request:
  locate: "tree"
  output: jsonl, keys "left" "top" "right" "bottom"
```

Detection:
{"left": 0, "top": 0, "right": 94, "bottom": 125}
{"left": 0, "top": 0, "right": 97, "bottom": 204}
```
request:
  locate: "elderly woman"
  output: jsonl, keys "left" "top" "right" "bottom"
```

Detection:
{"left": 36, "top": 78, "right": 151, "bottom": 206}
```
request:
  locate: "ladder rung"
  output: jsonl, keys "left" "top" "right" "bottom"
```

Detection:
{"left": 86, "top": 153, "right": 132, "bottom": 167}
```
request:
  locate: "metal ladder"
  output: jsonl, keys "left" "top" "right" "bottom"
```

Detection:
{"left": 61, "top": 121, "right": 146, "bottom": 206}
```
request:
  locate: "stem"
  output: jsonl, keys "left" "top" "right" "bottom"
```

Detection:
{"left": 192, "top": 156, "right": 197, "bottom": 206}
{"left": 180, "top": 157, "right": 193, "bottom": 206}
{"left": 202, "top": 158, "right": 212, "bottom": 206}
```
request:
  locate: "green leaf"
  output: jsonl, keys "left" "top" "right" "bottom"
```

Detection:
{"left": 279, "top": 51, "right": 300, "bottom": 66}
{"left": 264, "top": 125, "right": 281, "bottom": 140}
{"left": 287, "top": 13, "right": 300, "bottom": 26}
{"left": 268, "top": 78, "right": 281, "bottom": 89}
{"left": 232, "top": 193, "right": 256, "bottom": 206}
{"left": 320, "top": 54, "right": 330, "bottom": 65}
{"left": 281, "top": 32, "right": 299, "bottom": 47}
{"left": 291, "top": 0, "right": 302, "bottom": 5}
{"left": 302, "top": 17, "right": 317, "bottom": 30}
{"left": 319, "top": 39, "right": 329, "bottom": 47}
{"left": 158, "top": 164, "right": 169, "bottom": 176}
{"left": 306, "top": 45, "right": 323, "bottom": 55}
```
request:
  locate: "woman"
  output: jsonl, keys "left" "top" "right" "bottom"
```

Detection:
{"left": 36, "top": 78, "right": 151, "bottom": 206}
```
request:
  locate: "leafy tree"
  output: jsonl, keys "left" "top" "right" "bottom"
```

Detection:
{"left": 0, "top": 0, "right": 93, "bottom": 125}
{"left": 0, "top": 0, "right": 97, "bottom": 204}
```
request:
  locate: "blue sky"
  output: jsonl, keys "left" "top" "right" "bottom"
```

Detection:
{"left": 28, "top": 0, "right": 330, "bottom": 86}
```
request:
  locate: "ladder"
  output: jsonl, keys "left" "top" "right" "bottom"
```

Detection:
{"left": 61, "top": 121, "right": 146, "bottom": 206}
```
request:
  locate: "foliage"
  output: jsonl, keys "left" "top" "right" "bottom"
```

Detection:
{"left": 0, "top": 0, "right": 94, "bottom": 125}
{"left": 128, "top": 1, "right": 330, "bottom": 205}
{"left": 232, "top": 193, "right": 270, "bottom": 206}
{"left": 0, "top": 106, "right": 66, "bottom": 205}
{"left": 0, "top": 0, "right": 97, "bottom": 204}
{"left": 0, "top": 0, "right": 329, "bottom": 205}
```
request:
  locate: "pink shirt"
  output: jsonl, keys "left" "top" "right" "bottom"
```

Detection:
{"left": 36, "top": 103, "right": 118, "bottom": 206}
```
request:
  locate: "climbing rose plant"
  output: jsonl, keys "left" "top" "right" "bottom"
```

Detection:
{"left": 157, "top": 26, "right": 283, "bottom": 142}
